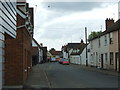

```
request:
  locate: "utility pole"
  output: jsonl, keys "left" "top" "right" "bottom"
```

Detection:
{"left": 85, "top": 27, "right": 88, "bottom": 66}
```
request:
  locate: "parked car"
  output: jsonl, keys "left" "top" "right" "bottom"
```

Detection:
{"left": 59, "top": 58, "right": 69, "bottom": 65}
{"left": 50, "top": 57, "right": 56, "bottom": 62}
{"left": 62, "top": 59, "right": 69, "bottom": 65}
{"left": 56, "top": 58, "right": 60, "bottom": 62}
{"left": 59, "top": 58, "right": 64, "bottom": 64}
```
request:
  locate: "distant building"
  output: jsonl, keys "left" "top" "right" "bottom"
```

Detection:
{"left": 50, "top": 50, "right": 62, "bottom": 62}
{"left": 62, "top": 40, "right": 86, "bottom": 64}
{"left": 62, "top": 45, "right": 68, "bottom": 59}
{"left": 69, "top": 40, "right": 86, "bottom": 64}
{"left": 32, "top": 38, "right": 43, "bottom": 65}
{"left": 80, "top": 44, "right": 91, "bottom": 65}
{"left": 0, "top": 0, "right": 17, "bottom": 89}
{"left": 41, "top": 47, "right": 47, "bottom": 63}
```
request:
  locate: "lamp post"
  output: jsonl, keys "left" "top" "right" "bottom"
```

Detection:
{"left": 85, "top": 27, "right": 88, "bottom": 66}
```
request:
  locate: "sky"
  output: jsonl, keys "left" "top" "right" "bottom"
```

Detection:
{"left": 27, "top": 0, "right": 119, "bottom": 51}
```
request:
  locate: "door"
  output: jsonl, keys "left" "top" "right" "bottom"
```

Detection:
{"left": 115, "top": 53, "right": 118, "bottom": 71}
{"left": 101, "top": 54, "right": 103, "bottom": 68}
{"left": 96, "top": 52, "right": 98, "bottom": 67}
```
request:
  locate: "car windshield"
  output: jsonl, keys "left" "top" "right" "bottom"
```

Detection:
{"left": 64, "top": 59, "right": 69, "bottom": 61}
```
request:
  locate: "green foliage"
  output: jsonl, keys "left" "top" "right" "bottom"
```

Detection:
{"left": 88, "top": 31, "right": 102, "bottom": 41}
{"left": 49, "top": 48, "right": 56, "bottom": 52}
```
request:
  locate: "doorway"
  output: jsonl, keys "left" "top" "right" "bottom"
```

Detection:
{"left": 115, "top": 52, "right": 118, "bottom": 71}
{"left": 101, "top": 54, "right": 104, "bottom": 68}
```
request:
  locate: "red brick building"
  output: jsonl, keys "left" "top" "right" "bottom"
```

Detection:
{"left": 4, "top": 2, "right": 34, "bottom": 86}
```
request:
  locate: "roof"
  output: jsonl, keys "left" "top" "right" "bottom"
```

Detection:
{"left": 89, "top": 19, "right": 120, "bottom": 41}
{"left": 32, "top": 38, "right": 41, "bottom": 48}
{"left": 70, "top": 43, "right": 86, "bottom": 55}
{"left": 50, "top": 51, "right": 62, "bottom": 56}
{"left": 67, "top": 43, "right": 81, "bottom": 49}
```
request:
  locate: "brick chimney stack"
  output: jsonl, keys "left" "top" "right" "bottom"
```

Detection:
{"left": 105, "top": 18, "right": 114, "bottom": 30}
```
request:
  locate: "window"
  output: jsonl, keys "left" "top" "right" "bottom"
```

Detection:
{"left": 105, "top": 53, "right": 107, "bottom": 64}
{"left": 98, "top": 38, "right": 100, "bottom": 47}
{"left": 104, "top": 35, "right": 107, "bottom": 46}
{"left": 110, "top": 52, "right": 114, "bottom": 65}
{"left": 91, "top": 41, "right": 93, "bottom": 49}
{"left": 109, "top": 33, "right": 113, "bottom": 44}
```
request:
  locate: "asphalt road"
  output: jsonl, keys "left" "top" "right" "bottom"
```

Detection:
{"left": 44, "top": 62, "right": 119, "bottom": 88}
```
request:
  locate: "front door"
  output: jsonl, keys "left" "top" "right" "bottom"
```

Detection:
{"left": 101, "top": 54, "right": 103, "bottom": 68}
{"left": 115, "top": 53, "right": 118, "bottom": 71}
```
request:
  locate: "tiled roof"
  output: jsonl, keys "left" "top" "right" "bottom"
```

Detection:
{"left": 67, "top": 43, "right": 81, "bottom": 49}
{"left": 32, "top": 38, "right": 41, "bottom": 48}
{"left": 70, "top": 43, "right": 86, "bottom": 55}
{"left": 50, "top": 51, "right": 62, "bottom": 56}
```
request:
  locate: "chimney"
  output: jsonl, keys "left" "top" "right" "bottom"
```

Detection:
{"left": 105, "top": 18, "right": 114, "bottom": 30}
{"left": 81, "top": 39, "right": 84, "bottom": 43}
{"left": 40, "top": 43, "right": 43, "bottom": 47}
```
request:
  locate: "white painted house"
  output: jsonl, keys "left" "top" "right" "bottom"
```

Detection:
{"left": 89, "top": 18, "right": 120, "bottom": 71}
{"left": 89, "top": 33, "right": 109, "bottom": 69}
{"left": 80, "top": 44, "right": 90, "bottom": 65}
{"left": 62, "top": 40, "right": 86, "bottom": 64}
{"left": 62, "top": 45, "right": 69, "bottom": 59}
{"left": 70, "top": 49, "right": 80, "bottom": 64}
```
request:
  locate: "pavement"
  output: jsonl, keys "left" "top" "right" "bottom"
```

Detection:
{"left": 23, "top": 64, "right": 51, "bottom": 89}
{"left": 70, "top": 64, "right": 120, "bottom": 77}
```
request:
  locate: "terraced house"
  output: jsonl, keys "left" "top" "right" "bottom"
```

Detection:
{"left": 0, "top": 0, "right": 17, "bottom": 89}
{"left": 89, "top": 18, "right": 120, "bottom": 72}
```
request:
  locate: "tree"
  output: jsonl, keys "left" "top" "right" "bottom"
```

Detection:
{"left": 49, "top": 48, "right": 56, "bottom": 52}
{"left": 88, "top": 31, "right": 102, "bottom": 41}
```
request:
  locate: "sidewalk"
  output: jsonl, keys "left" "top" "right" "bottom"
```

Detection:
{"left": 23, "top": 64, "right": 51, "bottom": 89}
{"left": 70, "top": 64, "right": 120, "bottom": 77}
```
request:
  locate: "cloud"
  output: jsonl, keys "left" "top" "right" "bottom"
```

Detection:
{"left": 42, "top": 2, "right": 106, "bottom": 12}
{"left": 27, "top": 0, "right": 118, "bottom": 50}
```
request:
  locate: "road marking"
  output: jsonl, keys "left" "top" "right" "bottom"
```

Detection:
{"left": 44, "top": 70, "right": 51, "bottom": 88}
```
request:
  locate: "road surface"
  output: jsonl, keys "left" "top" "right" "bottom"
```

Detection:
{"left": 44, "top": 62, "right": 118, "bottom": 88}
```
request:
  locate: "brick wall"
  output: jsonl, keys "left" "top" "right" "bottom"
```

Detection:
{"left": 4, "top": 13, "right": 32, "bottom": 85}
{"left": 32, "top": 47, "right": 39, "bottom": 66}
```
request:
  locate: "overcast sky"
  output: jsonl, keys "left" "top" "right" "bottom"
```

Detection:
{"left": 27, "top": 0, "right": 119, "bottom": 51}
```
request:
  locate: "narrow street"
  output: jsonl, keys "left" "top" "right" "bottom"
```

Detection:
{"left": 24, "top": 62, "right": 119, "bottom": 89}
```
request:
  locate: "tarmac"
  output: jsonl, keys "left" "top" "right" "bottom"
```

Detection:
{"left": 23, "top": 63, "right": 120, "bottom": 89}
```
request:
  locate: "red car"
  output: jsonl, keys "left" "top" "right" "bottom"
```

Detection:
{"left": 62, "top": 59, "right": 69, "bottom": 65}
